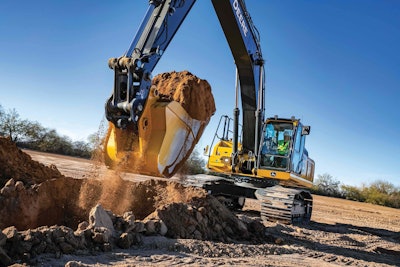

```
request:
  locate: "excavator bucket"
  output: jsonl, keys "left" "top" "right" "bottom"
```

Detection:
{"left": 104, "top": 71, "right": 215, "bottom": 177}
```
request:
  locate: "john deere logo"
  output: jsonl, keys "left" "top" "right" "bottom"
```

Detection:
{"left": 271, "top": 172, "right": 276, "bottom": 177}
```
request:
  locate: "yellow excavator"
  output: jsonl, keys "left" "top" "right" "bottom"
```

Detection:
{"left": 103, "top": 0, "right": 315, "bottom": 224}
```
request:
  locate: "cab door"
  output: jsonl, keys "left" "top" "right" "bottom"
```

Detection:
{"left": 290, "top": 125, "right": 305, "bottom": 174}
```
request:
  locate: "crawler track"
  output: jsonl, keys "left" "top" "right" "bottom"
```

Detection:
{"left": 256, "top": 185, "right": 313, "bottom": 224}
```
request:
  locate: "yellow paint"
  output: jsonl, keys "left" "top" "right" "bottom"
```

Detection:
{"left": 103, "top": 86, "right": 207, "bottom": 177}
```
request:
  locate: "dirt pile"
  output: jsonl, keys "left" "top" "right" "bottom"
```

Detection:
{"left": 0, "top": 141, "right": 266, "bottom": 264}
{"left": 0, "top": 137, "right": 63, "bottom": 188}
{"left": 0, "top": 175, "right": 263, "bottom": 240}
{"left": 0, "top": 175, "right": 206, "bottom": 230}
{"left": 0, "top": 199, "right": 265, "bottom": 266}
{"left": 152, "top": 70, "right": 216, "bottom": 121}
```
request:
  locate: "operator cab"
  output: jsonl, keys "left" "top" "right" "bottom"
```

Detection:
{"left": 260, "top": 119, "right": 293, "bottom": 170}
{"left": 258, "top": 117, "right": 314, "bottom": 186}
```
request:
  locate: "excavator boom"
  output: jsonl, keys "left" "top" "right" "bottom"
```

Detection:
{"left": 103, "top": 0, "right": 315, "bottom": 224}
{"left": 212, "top": 0, "right": 264, "bottom": 153}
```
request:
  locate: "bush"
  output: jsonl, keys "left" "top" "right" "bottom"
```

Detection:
{"left": 341, "top": 185, "right": 365, "bottom": 202}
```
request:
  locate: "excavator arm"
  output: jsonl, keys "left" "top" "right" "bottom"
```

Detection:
{"left": 106, "top": 0, "right": 196, "bottom": 128}
{"left": 104, "top": 0, "right": 264, "bottom": 177}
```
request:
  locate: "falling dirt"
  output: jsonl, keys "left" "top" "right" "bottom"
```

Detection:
{"left": 152, "top": 70, "right": 216, "bottom": 121}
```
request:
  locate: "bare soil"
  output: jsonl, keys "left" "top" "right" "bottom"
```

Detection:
{"left": 22, "top": 150, "right": 400, "bottom": 267}
{"left": 29, "top": 151, "right": 400, "bottom": 266}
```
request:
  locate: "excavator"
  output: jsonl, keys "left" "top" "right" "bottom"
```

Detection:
{"left": 104, "top": 0, "right": 315, "bottom": 224}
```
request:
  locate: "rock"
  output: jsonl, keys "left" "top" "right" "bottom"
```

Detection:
{"left": 198, "top": 206, "right": 206, "bottom": 215}
{"left": 117, "top": 232, "right": 133, "bottom": 249}
{"left": 88, "top": 204, "right": 114, "bottom": 234}
{"left": 132, "top": 232, "right": 142, "bottom": 245}
{"left": 92, "top": 227, "right": 112, "bottom": 244}
{"left": 3, "top": 226, "right": 19, "bottom": 242}
{"left": 74, "top": 221, "right": 90, "bottom": 238}
{"left": 22, "top": 230, "right": 40, "bottom": 246}
{"left": 72, "top": 233, "right": 87, "bottom": 250}
{"left": 16, "top": 239, "right": 33, "bottom": 254}
{"left": 59, "top": 241, "right": 75, "bottom": 254}
{"left": 0, "top": 247, "right": 12, "bottom": 266}
{"left": 102, "top": 242, "right": 112, "bottom": 252}
{"left": 32, "top": 241, "right": 47, "bottom": 255}
{"left": 76, "top": 221, "right": 89, "bottom": 232}
{"left": 214, "top": 223, "right": 222, "bottom": 232}
{"left": 145, "top": 220, "right": 156, "bottom": 235}
{"left": 64, "top": 229, "right": 79, "bottom": 248}
{"left": 196, "top": 211, "right": 203, "bottom": 223}
{"left": 5, "top": 178, "right": 15, "bottom": 188}
{"left": 187, "top": 225, "right": 196, "bottom": 235}
{"left": 145, "top": 219, "right": 168, "bottom": 236}
{"left": 0, "top": 232, "right": 6, "bottom": 246}
{"left": 193, "top": 230, "right": 202, "bottom": 240}
{"left": 123, "top": 211, "right": 135, "bottom": 225}
{"left": 50, "top": 226, "right": 66, "bottom": 241}
{"left": 248, "top": 220, "right": 265, "bottom": 235}
{"left": 134, "top": 221, "right": 145, "bottom": 233}
{"left": 237, "top": 220, "right": 248, "bottom": 233}
{"left": 15, "top": 181, "right": 24, "bottom": 191}
{"left": 0, "top": 187, "right": 12, "bottom": 197}
{"left": 159, "top": 220, "right": 168, "bottom": 236}
{"left": 44, "top": 240, "right": 59, "bottom": 254}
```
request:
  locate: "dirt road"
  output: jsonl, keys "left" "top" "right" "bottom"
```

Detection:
{"left": 26, "top": 150, "right": 400, "bottom": 267}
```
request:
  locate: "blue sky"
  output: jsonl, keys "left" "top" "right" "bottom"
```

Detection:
{"left": 0, "top": 0, "right": 399, "bottom": 187}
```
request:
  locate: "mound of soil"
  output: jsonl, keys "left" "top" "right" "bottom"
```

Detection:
{"left": 152, "top": 70, "right": 216, "bottom": 121}
{"left": 0, "top": 137, "right": 63, "bottom": 188}
{"left": 0, "top": 138, "right": 266, "bottom": 265}
{"left": 0, "top": 174, "right": 206, "bottom": 230}
{"left": 0, "top": 139, "right": 251, "bottom": 235}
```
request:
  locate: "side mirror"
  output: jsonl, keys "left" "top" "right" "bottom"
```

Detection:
{"left": 302, "top": 126, "right": 311, "bottom": 135}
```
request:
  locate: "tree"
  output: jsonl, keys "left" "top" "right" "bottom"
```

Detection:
{"left": 313, "top": 173, "right": 342, "bottom": 197}
{"left": 0, "top": 108, "right": 27, "bottom": 142}
{"left": 72, "top": 140, "right": 91, "bottom": 158}
{"left": 21, "top": 121, "right": 48, "bottom": 144}
{"left": 178, "top": 148, "right": 206, "bottom": 176}
{"left": 368, "top": 180, "right": 396, "bottom": 195}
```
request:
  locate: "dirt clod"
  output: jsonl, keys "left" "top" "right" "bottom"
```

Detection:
{"left": 152, "top": 70, "right": 216, "bottom": 121}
